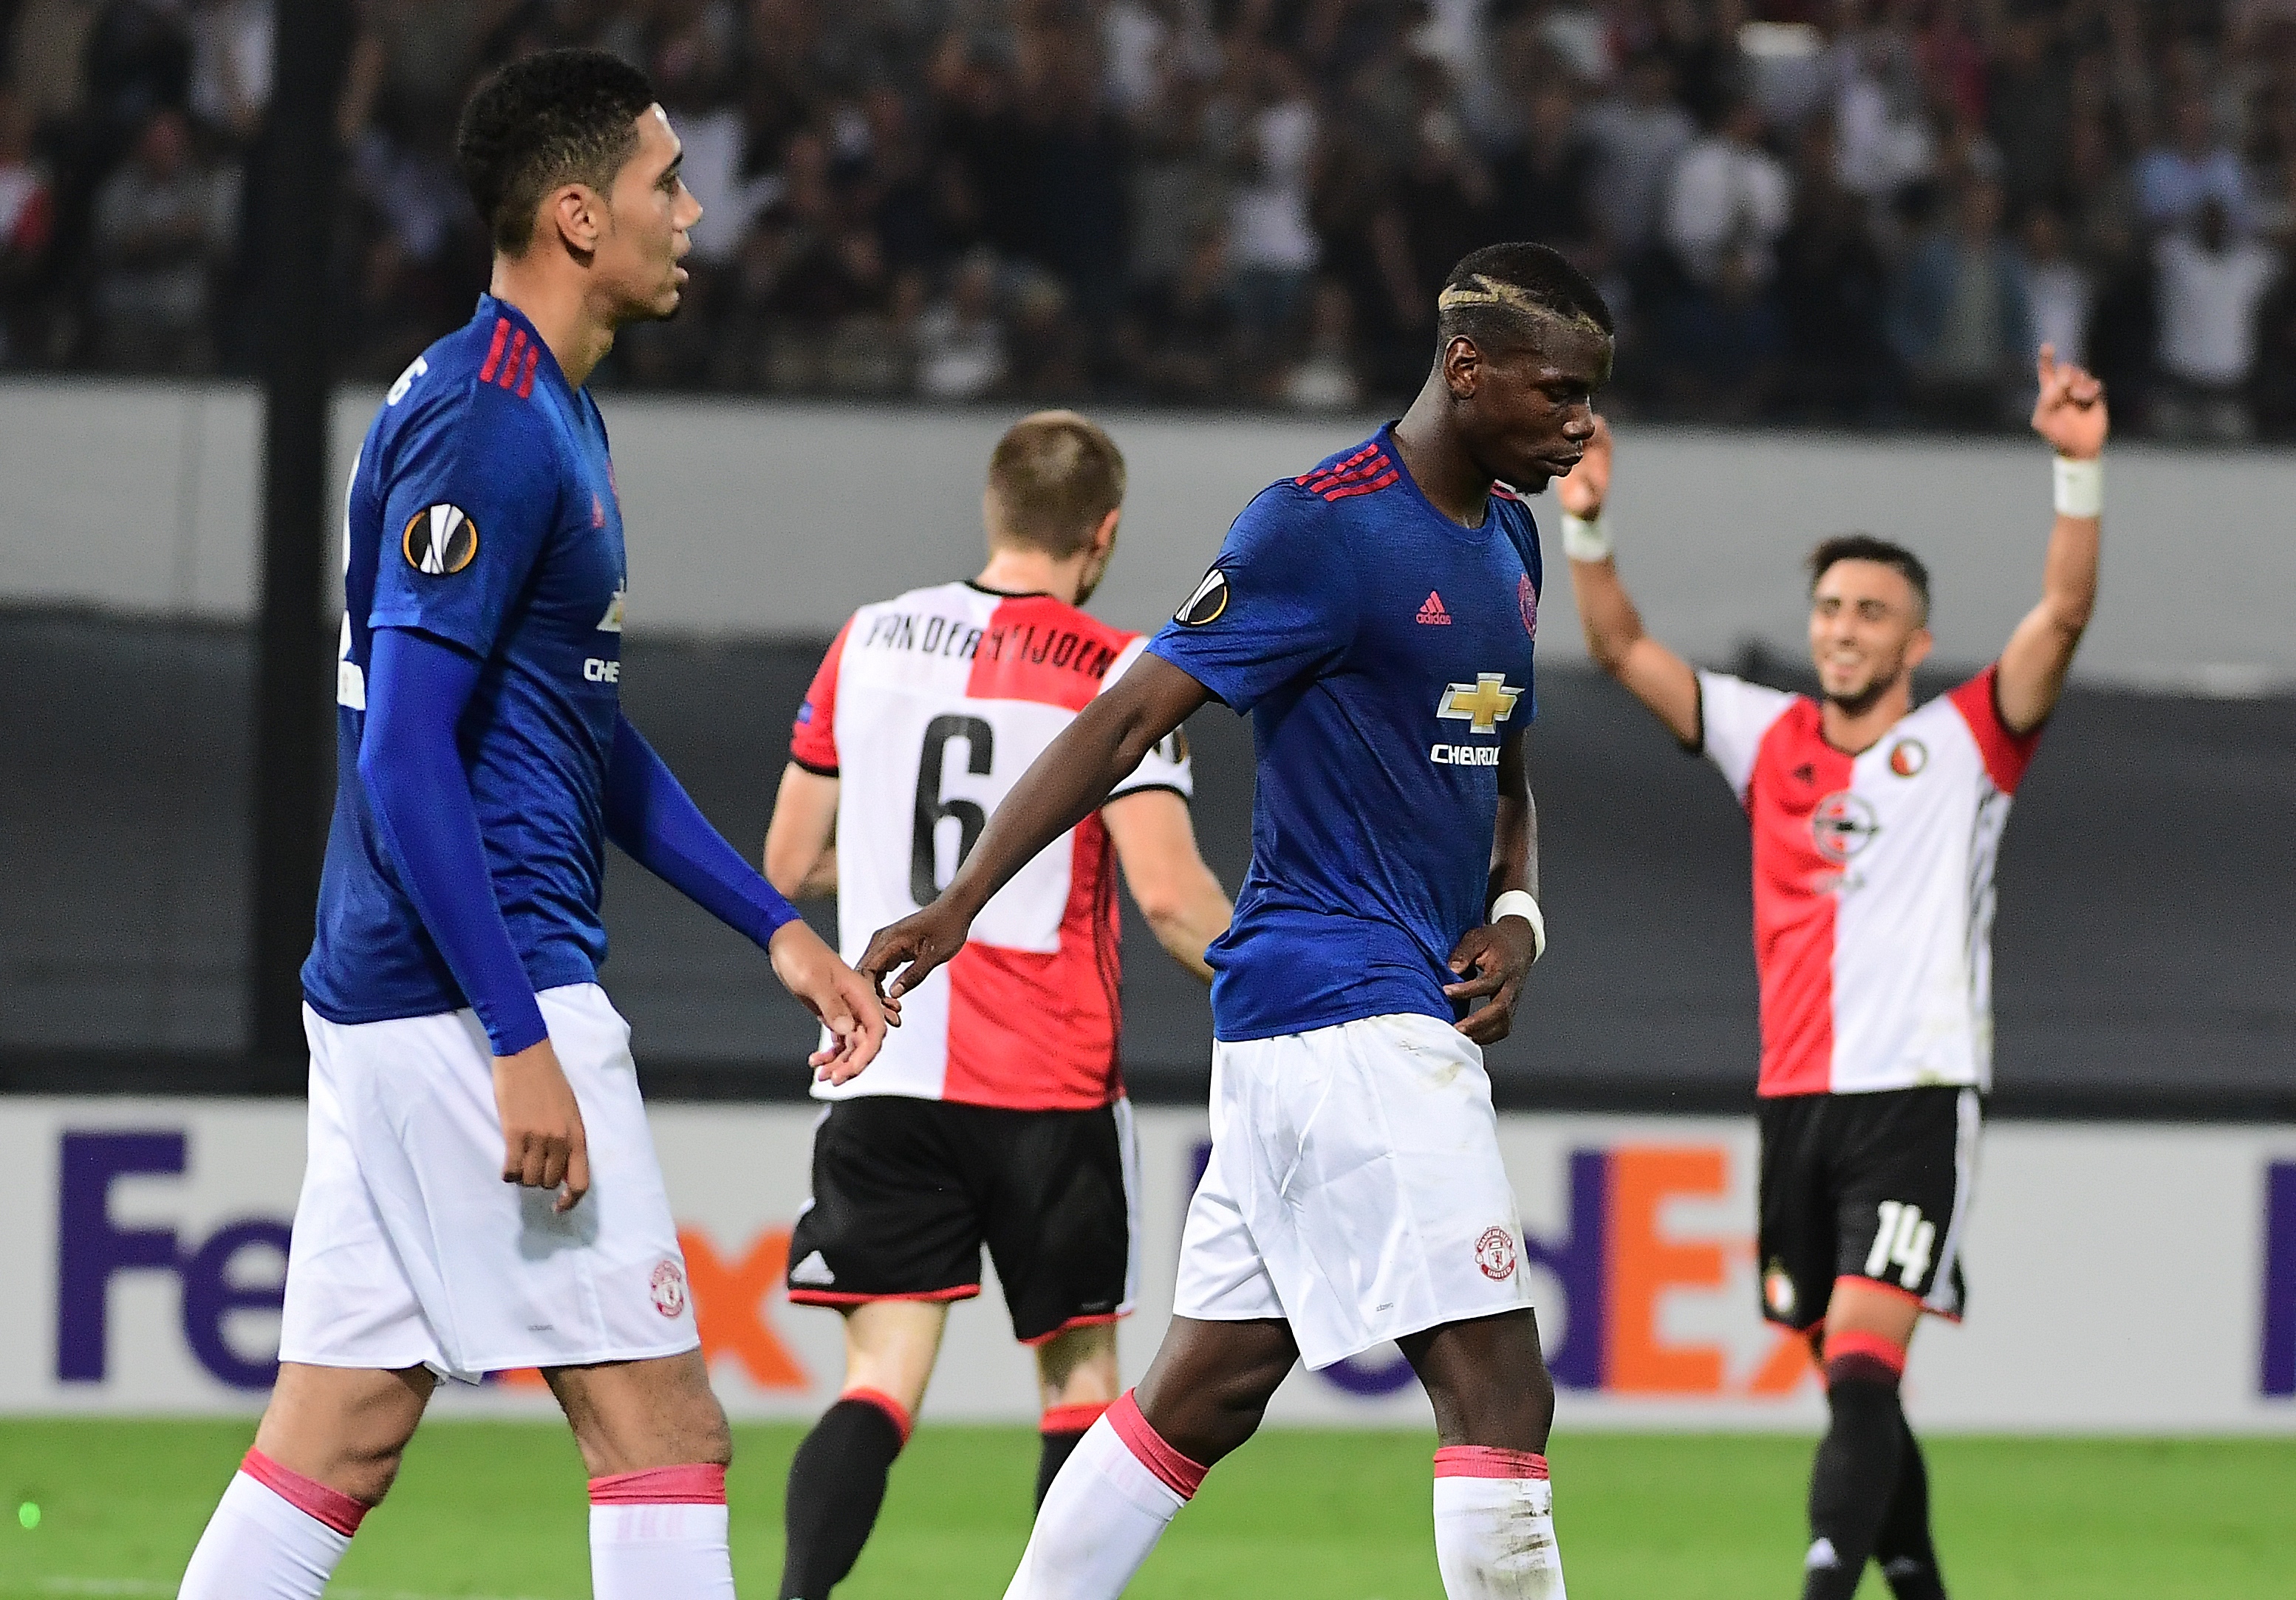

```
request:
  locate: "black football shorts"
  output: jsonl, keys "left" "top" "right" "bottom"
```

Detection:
{"left": 785, "top": 1095, "right": 1136, "bottom": 1344}
{"left": 1755, "top": 1085, "right": 1980, "bottom": 1332}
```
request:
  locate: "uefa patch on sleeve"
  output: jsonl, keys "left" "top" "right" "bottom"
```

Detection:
{"left": 402, "top": 504, "right": 479, "bottom": 576}
{"left": 1175, "top": 567, "right": 1229, "bottom": 626}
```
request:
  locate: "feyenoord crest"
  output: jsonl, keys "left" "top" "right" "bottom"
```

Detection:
{"left": 1475, "top": 1225, "right": 1518, "bottom": 1282}
{"left": 403, "top": 503, "right": 478, "bottom": 575}
{"left": 1889, "top": 738, "right": 1928, "bottom": 777}
{"left": 649, "top": 1257, "right": 689, "bottom": 1318}
{"left": 1763, "top": 1259, "right": 1798, "bottom": 1320}
{"left": 1175, "top": 567, "right": 1229, "bottom": 625}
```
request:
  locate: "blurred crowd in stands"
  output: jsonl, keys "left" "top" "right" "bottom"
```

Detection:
{"left": 2, "top": 0, "right": 2294, "bottom": 437}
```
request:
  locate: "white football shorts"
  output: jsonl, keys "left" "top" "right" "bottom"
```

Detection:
{"left": 1172, "top": 1012, "right": 1534, "bottom": 1370}
{"left": 279, "top": 983, "right": 699, "bottom": 1382}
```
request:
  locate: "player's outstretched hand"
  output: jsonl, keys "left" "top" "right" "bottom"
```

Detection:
{"left": 858, "top": 900, "right": 973, "bottom": 1008}
{"left": 1443, "top": 918, "right": 1540, "bottom": 1046}
{"left": 770, "top": 920, "right": 893, "bottom": 1085}
{"left": 1554, "top": 413, "right": 1611, "bottom": 520}
{"left": 2031, "top": 343, "right": 2108, "bottom": 461}
{"left": 493, "top": 1038, "right": 590, "bottom": 1214}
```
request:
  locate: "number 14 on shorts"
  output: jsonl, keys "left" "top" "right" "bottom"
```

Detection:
{"left": 1864, "top": 1200, "right": 1935, "bottom": 1289}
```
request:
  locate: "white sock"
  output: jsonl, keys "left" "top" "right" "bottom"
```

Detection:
{"left": 1432, "top": 1447, "right": 1567, "bottom": 1599}
{"left": 179, "top": 1459, "right": 358, "bottom": 1600}
{"left": 590, "top": 1465, "right": 736, "bottom": 1600}
{"left": 1005, "top": 1392, "right": 1206, "bottom": 1600}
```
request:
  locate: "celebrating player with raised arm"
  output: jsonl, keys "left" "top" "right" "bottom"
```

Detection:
{"left": 862, "top": 243, "right": 1607, "bottom": 1600}
{"left": 1559, "top": 346, "right": 2105, "bottom": 1600}
{"left": 760, "top": 411, "right": 1231, "bottom": 1600}
{"left": 177, "top": 51, "right": 886, "bottom": 1600}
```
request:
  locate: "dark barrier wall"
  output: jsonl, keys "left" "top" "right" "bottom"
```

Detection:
{"left": 7, "top": 615, "right": 2291, "bottom": 1117}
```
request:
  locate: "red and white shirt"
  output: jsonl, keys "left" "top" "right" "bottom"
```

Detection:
{"left": 790, "top": 581, "right": 1191, "bottom": 1110}
{"left": 1698, "top": 665, "right": 2043, "bottom": 1098}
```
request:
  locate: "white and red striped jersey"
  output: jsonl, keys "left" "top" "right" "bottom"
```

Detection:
{"left": 1698, "top": 665, "right": 2043, "bottom": 1098}
{"left": 790, "top": 581, "right": 1192, "bottom": 1111}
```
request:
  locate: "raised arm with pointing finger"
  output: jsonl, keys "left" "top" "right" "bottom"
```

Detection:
{"left": 1561, "top": 343, "right": 2104, "bottom": 752}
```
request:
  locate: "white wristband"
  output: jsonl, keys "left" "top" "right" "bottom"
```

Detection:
{"left": 2053, "top": 456, "right": 2102, "bottom": 519}
{"left": 1489, "top": 890, "right": 1546, "bottom": 963}
{"left": 1560, "top": 510, "right": 1613, "bottom": 563}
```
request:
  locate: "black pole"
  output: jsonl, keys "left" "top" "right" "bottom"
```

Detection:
{"left": 247, "top": 0, "right": 353, "bottom": 1080}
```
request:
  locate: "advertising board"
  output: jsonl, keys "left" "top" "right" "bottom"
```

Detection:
{"left": 7, "top": 1098, "right": 2293, "bottom": 1432}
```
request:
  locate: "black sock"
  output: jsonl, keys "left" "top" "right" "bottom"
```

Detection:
{"left": 1801, "top": 1352, "right": 1908, "bottom": 1600}
{"left": 1873, "top": 1412, "right": 1948, "bottom": 1599}
{"left": 1036, "top": 1426, "right": 1090, "bottom": 1508}
{"left": 778, "top": 1395, "right": 908, "bottom": 1599}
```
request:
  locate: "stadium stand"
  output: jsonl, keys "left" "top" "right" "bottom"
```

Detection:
{"left": 1, "top": 1, "right": 2294, "bottom": 436}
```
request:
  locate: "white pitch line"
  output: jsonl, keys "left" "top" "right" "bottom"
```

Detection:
{"left": 35, "top": 1579, "right": 569, "bottom": 1600}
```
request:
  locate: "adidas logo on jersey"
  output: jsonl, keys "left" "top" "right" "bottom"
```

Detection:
{"left": 1417, "top": 590, "right": 1452, "bottom": 624}
{"left": 789, "top": 1251, "right": 837, "bottom": 1287}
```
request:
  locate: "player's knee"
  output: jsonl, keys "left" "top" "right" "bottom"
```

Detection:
{"left": 335, "top": 1439, "right": 410, "bottom": 1508}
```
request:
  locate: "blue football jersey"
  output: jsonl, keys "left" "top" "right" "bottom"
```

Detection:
{"left": 1147, "top": 426, "right": 1542, "bottom": 1042}
{"left": 302, "top": 296, "right": 629, "bottom": 1026}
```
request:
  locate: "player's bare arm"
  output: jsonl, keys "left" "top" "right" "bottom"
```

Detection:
{"left": 1998, "top": 344, "right": 2107, "bottom": 734}
{"left": 494, "top": 1039, "right": 591, "bottom": 1211}
{"left": 1444, "top": 728, "right": 1540, "bottom": 1045}
{"left": 861, "top": 652, "right": 1212, "bottom": 999}
{"left": 763, "top": 763, "right": 840, "bottom": 898}
{"left": 1556, "top": 417, "right": 1701, "bottom": 745}
{"left": 768, "top": 917, "right": 891, "bottom": 1083}
{"left": 1103, "top": 787, "right": 1232, "bottom": 984}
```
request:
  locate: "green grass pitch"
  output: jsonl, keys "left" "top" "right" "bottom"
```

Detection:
{"left": 2, "top": 1420, "right": 2290, "bottom": 1598}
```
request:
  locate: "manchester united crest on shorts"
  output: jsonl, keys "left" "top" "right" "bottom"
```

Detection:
{"left": 1475, "top": 1225, "right": 1518, "bottom": 1281}
{"left": 649, "top": 1257, "right": 689, "bottom": 1318}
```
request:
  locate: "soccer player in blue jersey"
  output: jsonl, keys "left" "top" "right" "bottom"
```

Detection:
{"left": 176, "top": 51, "right": 887, "bottom": 1600}
{"left": 863, "top": 242, "right": 1608, "bottom": 1600}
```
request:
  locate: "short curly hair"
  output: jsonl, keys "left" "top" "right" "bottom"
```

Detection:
{"left": 1808, "top": 533, "right": 1932, "bottom": 622}
{"left": 1435, "top": 242, "right": 1615, "bottom": 355}
{"left": 455, "top": 49, "right": 656, "bottom": 257}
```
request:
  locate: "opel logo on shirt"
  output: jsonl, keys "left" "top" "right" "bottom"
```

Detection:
{"left": 1812, "top": 791, "right": 1880, "bottom": 862}
{"left": 403, "top": 504, "right": 478, "bottom": 575}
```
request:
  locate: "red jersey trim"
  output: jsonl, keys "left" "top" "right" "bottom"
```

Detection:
{"left": 790, "top": 617, "right": 853, "bottom": 772}
{"left": 1945, "top": 663, "right": 2043, "bottom": 794}
{"left": 966, "top": 596, "right": 1131, "bottom": 710}
{"left": 1749, "top": 701, "right": 1852, "bottom": 1098}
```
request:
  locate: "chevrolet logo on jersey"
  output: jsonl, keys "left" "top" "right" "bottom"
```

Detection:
{"left": 1438, "top": 674, "right": 1521, "bottom": 734}
{"left": 597, "top": 587, "right": 626, "bottom": 632}
{"left": 403, "top": 504, "right": 477, "bottom": 575}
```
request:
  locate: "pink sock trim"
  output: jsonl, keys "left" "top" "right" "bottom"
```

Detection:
{"left": 843, "top": 1386, "right": 915, "bottom": 1446}
{"left": 240, "top": 1448, "right": 368, "bottom": 1536}
{"left": 1041, "top": 1401, "right": 1112, "bottom": 1436}
{"left": 587, "top": 1463, "right": 728, "bottom": 1505}
{"left": 1825, "top": 1331, "right": 1908, "bottom": 1378}
{"left": 1433, "top": 1446, "right": 1551, "bottom": 1481}
{"left": 1106, "top": 1390, "right": 1208, "bottom": 1500}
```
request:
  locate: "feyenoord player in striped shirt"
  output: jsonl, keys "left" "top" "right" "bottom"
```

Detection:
{"left": 761, "top": 412, "right": 1232, "bottom": 1600}
{"left": 1561, "top": 347, "right": 2107, "bottom": 1600}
